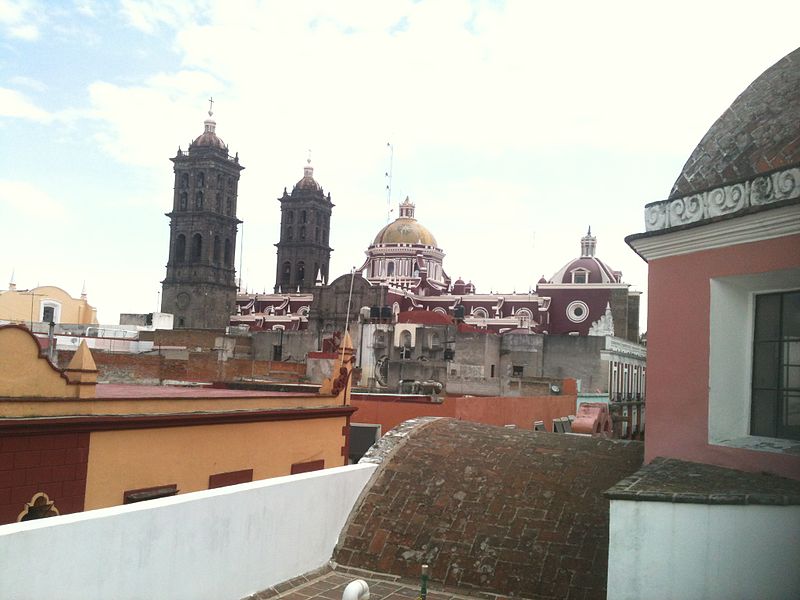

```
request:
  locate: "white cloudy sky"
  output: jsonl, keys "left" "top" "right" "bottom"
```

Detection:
{"left": 1, "top": 0, "right": 798, "bottom": 327}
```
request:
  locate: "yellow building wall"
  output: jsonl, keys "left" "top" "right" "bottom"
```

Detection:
{"left": 0, "top": 326, "right": 75, "bottom": 398}
{"left": 84, "top": 417, "right": 347, "bottom": 510}
{"left": 0, "top": 286, "right": 97, "bottom": 325}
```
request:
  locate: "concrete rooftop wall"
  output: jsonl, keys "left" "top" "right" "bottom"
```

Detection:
{"left": 0, "top": 463, "right": 377, "bottom": 600}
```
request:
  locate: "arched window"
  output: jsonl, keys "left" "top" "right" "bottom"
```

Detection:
{"left": 282, "top": 261, "right": 291, "bottom": 284}
{"left": 195, "top": 191, "right": 203, "bottom": 209}
{"left": 175, "top": 234, "right": 186, "bottom": 262}
{"left": 226, "top": 197, "right": 232, "bottom": 215}
{"left": 315, "top": 227, "right": 320, "bottom": 241}
{"left": 387, "top": 262, "right": 395, "bottom": 277}
{"left": 227, "top": 177, "right": 233, "bottom": 189}
{"left": 473, "top": 307, "right": 489, "bottom": 319}
{"left": 180, "top": 173, "right": 189, "bottom": 188}
{"left": 400, "top": 330, "right": 412, "bottom": 348}
{"left": 297, "top": 261, "right": 305, "bottom": 284}
{"left": 197, "top": 172, "right": 205, "bottom": 188}
{"left": 286, "top": 226, "right": 293, "bottom": 240}
{"left": 287, "top": 211, "right": 294, "bottom": 224}
{"left": 224, "top": 238, "right": 231, "bottom": 265}
{"left": 301, "top": 210, "right": 307, "bottom": 224}
{"left": 300, "top": 226, "right": 306, "bottom": 240}
{"left": 216, "top": 193, "right": 222, "bottom": 212}
{"left": 323, "top": 229, "right": 328, "bottom": 243}
{"left": 191, "top": 233, "right": 202, "bottom": 260}
{"left": 179, "top": 192, "right": 188, "bottom": 210}
{"left": 217, "top": 173, "right": 222, "bottom": 188}
{"left": 213, "top": 236, "right": 220, "bottom": 263}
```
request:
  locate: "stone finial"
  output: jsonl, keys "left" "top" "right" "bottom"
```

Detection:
{"left": 63, "top": 340, "right": 98, "bottom": 397}
{"left": 80, "top": 281, "right": 87, "bottom": 300}
{"left": 8, "top": 269, "right": 15, "bottom": 291}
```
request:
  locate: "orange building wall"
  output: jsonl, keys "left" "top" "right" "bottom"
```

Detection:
{"left": 351, "top": 394, "right": 577, "bottom": 434}
{"left": 646, "top": 233, "right": 800, "bottom": 479}
{"left": 455, "top": 395, "right": 578, "bottom": 430}
{"left": 84, "top": 416, "right": 347, "bottom": 510}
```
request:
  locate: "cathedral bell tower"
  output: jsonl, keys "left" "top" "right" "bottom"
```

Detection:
{"left": 274, "top": 160, "right": 333, "bottom": 292}
{"left": 161, "top": 103, "right": 244, "bottom": 328}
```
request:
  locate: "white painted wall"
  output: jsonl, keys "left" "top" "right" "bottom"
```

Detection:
{"left": 0, "top": 463, "right": 376, "bottom": 600}
{"left": 608, "top": 499, "right": 800, "bottom": 600}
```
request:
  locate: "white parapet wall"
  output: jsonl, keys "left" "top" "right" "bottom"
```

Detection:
{"left": 608, "top": 499, "right": 800, "bottom": 600}
{"left": 0, "top": 463, "right": 377, "bottom": 600}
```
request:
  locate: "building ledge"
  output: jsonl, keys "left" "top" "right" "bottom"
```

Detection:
{"left": 605, "top": 457, "right": 800, "bottom": 505}
{"left": 712, "top": 434, "right": 800, "bottom": 456}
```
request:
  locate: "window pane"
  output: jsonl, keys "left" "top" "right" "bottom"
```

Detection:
{"left": 785, "top": 366, "right": 800, "bottom": 390}
{"left": 786, "top": 340, "right": 800, "bottom": 366}
{"left": 754, "top": 293, "right": 781, "bottom": 341}
{"left": 751, "top": 389, "right": 777, "bottom": 437}
{"left": 783, "top": 292, "right": 800, "bottom": 339}
{"left": 752, "top": 341, "right": 779, "bottom": 389}
{"left": 784, "top": 392, "right": 800, "bottom": 427}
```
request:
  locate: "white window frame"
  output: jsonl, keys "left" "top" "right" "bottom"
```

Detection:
{"left": 709, "top": 267, "right": 800, "bottom": 453}
{"left": 40, "top": 300, "right": 62, "bottom": 324}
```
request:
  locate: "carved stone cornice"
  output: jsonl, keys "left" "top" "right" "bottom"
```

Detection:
{"left": 644, "top": 166, "right": 800, "bottom": 232}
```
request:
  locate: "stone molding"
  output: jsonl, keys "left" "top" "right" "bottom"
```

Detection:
{"left": 645, "top": 166, "right": 800, "bottom": 232}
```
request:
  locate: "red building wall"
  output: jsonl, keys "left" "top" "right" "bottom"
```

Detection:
{"left": 0, "top": 433, "right": 89, "bottom": 525}
{"left": 646, "top": 233, "right": 800, "bottom": 479}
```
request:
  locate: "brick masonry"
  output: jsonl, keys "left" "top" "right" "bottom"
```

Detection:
{"left": 335, "top": 419, "right": 643, "bottom": 600}
{"left": 669, "top": 47, "right": 800, "bottom": 199}
{"left": 0, "top": 432, "right": 89, "bottom": 525}
{"left": 56, "top": 349, "right": 305, "bottom": 384}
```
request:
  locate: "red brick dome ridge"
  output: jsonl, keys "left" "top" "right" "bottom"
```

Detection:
{"left": 670, "top": 47, "right": 800, "bottom": 199}
{"left": 336, "top": 419, "right": 643, "bottom": 598}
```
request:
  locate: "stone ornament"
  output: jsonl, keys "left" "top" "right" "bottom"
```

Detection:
{"left": 645, "top": 166, "right": 800, "bottom": 231}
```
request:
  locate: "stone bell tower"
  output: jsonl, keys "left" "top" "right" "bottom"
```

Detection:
{"left": 161, "top": 102, "right": 244, "bottom": 328}
{"left": 274, "top": 160, "right": 334, "bottom": 292}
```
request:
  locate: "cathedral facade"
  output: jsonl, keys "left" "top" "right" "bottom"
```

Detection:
{"left": 234, "top": 196, "right": 640, "bottom": 344}
{"left": 161, "top": 108, "right": 244, "bottom": 329}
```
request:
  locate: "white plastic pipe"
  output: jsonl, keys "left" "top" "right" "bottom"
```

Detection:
{"left": 342, "top": 579, "right": 370, "bottom": 600}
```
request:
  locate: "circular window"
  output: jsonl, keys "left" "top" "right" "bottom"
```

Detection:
{"left": 566, "top": 300, "right": 589, "bottom": 323}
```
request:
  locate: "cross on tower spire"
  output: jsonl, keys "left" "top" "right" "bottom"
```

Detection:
{"left": 208, "top": 96, "right": 214, "bottom": 116}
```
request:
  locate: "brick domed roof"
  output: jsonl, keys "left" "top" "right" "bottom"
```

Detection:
{"left": 669, "top": 47, "right": 800, "bottom": 199}
{"left": 337, "top": 418, "right": 643, "bottom": 598}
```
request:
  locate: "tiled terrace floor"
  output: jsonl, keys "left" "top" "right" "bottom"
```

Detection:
{"left": 248, "top": 565, "right": 509, "bottom": 600}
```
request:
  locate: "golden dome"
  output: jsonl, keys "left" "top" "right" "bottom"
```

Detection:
{"left": 372, "top": 197, "right": 438, "bottom": 246}
{"left": 373, "top": 218, "right": 438, "bottom": 246}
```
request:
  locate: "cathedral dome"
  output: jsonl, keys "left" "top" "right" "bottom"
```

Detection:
{"left": 549, "top": 229, "right": 621, "bottom": 284}
{"left": 191, "top": 111, "right": 227, "bottom": 150}
{"left": 373, "top": 219, "right": 437, "bottom": 246}
{"left": 372, "top": 197, "right": 437, "bottom": 246}
{"left": 669, "top": 47, "right": 800, "bottom": 199}
{"left": 294, "top": 160, "right": 322, "bottom": 192}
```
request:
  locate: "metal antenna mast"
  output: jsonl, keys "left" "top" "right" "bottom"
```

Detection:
{"left": 385, "top": 142, "right": 393, "bottom": 224}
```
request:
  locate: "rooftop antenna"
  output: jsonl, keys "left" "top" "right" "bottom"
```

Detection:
{"left": 385, "top": 142, "right": 393, "bottom": 224}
